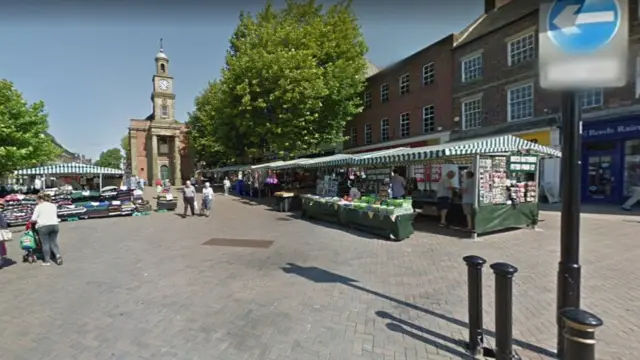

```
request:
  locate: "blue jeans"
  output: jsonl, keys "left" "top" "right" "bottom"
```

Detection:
{"left": 38, "top": 224, "right": 60, "bottom": 263}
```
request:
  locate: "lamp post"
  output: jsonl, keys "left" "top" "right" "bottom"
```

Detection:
{"left": 556, "top": 91, "right": 582, "bottom": 357}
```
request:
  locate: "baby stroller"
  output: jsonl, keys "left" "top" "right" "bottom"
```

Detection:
{"left": 21, "top": 222, "right": 42, "bottom": 264}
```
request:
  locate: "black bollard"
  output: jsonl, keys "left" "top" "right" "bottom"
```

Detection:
{"left": 463, "top": 255, "right": 487, "bottom": 356}
{"left": 490, "top": 262, "right": 518, "bottom": 360}
{"left": 559, "top": 308, "right": 603, "bottom": 360}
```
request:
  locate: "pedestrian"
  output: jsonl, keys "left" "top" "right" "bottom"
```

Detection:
{"left": 182, "top": 180, "right": 196, "bottom": 217}
{"left": 0, "top": 211, "right": 10, "bottom": 268}
{"left": 223, "top": 177, "right": 231, "bottom": 196}
{"left": 390, "top": 169, "right": 406, "bottom": 199}
{"left": 201, "top": 182, "right": 214, "bottom": 217}
{"left": 461, "top": 170, "right": 475, "bottom": 230}
{"left": 622, "top": 167, "right": 640, "bottom": 211}
{"left": 30, "top": 193, "right": 62, "bottom": 266}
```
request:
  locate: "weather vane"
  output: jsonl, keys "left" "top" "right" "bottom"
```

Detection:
{"left": 159, "top": 38, "right": 163, "bottom": 52}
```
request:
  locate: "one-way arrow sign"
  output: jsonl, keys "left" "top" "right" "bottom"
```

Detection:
{"left": 539, "top": 0, "right": 628, "bottom": 89}
{"left": 554, "top": 5, "right": 616, "bottom": 34}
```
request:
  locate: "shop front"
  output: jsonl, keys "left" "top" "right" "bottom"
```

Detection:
{"left": 582, "top": 117, "right": 640, "bottom": 203}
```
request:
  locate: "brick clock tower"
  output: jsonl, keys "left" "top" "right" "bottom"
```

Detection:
{"left": 128, "top": 40, "right": 190, "bottom": 186}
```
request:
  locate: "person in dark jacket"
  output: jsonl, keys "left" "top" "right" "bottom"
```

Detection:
{"left": 0, "top": 212, "right": 9, "bottom": 267}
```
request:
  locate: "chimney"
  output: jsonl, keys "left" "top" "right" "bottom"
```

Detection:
{"left": 484, "top": 0, "right": 512, "bottom": 13}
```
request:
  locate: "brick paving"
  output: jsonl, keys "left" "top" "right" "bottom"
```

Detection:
{"left": 0, "top": 194, "right": 638, "bottom": 359}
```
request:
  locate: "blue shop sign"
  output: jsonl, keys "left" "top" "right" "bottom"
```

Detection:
{"left": 582, "top": 117, "right": 640, "bottom": 140}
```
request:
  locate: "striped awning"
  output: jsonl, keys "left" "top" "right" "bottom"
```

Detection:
{"left": 251, "top": 161, "right": 284, "bottom": 170}
{"left": 354, "top": 135, "right": 561, "bottom": 165}
{"left": 300, "top": 154, "right": 354, "bottom": 168}
{"left": 270, "top": 158, "right": 314, "bottom": 170}
{"left": 14, "top": 162, "right": 124, "bottom": 175}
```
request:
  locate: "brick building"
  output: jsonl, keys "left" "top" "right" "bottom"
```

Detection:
{"left": 449, "top": 0, "right": 640, "bottom": 203}
{"left": 128, "top": 45, "right": 193, "bottom": 185}
{"left": 342, "top": 34, "right": 455, "bottom": 154}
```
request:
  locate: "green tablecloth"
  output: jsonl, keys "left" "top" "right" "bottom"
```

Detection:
{"left": 300, "top": 198, "right": 415, "bottom": 240}
{"left": 475, "top": 202, "right": 538, "bottom": 234}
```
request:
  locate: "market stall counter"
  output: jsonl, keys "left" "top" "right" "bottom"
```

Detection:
{"left": 300, "top": 195, "right": 416, "bottom": 241}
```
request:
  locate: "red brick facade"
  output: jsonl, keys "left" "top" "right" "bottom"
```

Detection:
{"left": 343, "top": 34, "right": 455, "bottom": 152}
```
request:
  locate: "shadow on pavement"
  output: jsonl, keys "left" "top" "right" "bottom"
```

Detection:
{"left": 0, "top": 258, "right": 18, "bottom": 269}
{"left": 281, "top": 263, "right": 556, "bottom": 358}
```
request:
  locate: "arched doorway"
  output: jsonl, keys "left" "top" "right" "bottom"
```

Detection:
{"left": 160, "top": 165, "right": 170, "bottom": 181}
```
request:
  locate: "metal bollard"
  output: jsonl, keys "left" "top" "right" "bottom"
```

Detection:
{"left": 463, "top": 255, "right": 487, "bottom": 356}
{"left": 490, "top": 262, "right": 518, "bottom": 360}
{"left": 559, "top": 308, "right": 603, "bottom": 360}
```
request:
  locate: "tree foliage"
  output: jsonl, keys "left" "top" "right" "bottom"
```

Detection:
{"left": 121, "top": 134, "right": 131, "bottom": 169}
{"left": 186, "top": 81, "right": 236, "bottom": 167}
{"left": 94, "top": 148, "right": 123, "bottom": 169}
{"left": 194, "top": 0, "right": 368, "bottom": 159}
{"left": 0, "top": 79, "right": 61, "bottom": 175}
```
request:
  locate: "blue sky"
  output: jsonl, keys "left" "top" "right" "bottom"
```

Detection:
{"left": 0, "top": 1, "right": 482, "bottom": 160}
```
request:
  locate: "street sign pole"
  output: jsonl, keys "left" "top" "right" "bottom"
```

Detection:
{"left": 556, "top": 91, "right": 582, "bottom": 357}
{"left": 539, "top": 0, "right": 628, "bottom": 356}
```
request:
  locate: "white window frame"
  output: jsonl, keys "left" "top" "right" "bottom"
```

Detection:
{"left": 381, "top": 83, "right": 389, "bottom": 103}
{"left": 461, "top": 96, "right": 482, "bottom": 130}
{"left": 364, "top": 91, "right": 372, "bottom": 109}
{"left": 507, "top": 83, "right": 534, "bottom": 121}
{"left": 580, "top": 88, "right": 603, "bottom": 109}
{"left": 161, "top": 105, "right": 169, "bottom": 117}
{"left": 158, "top": 137, "right": 170, "bottom": 154}
{"left": 461, "top": 54, "right": 482, "bottom": 83}
{"left": 349, "top": 127, "right": 357, "bottom": 146}
{"left": 399, "top": 74, "right": 410, "bottom": 95}
{"left": 400, "top": 112, "right": 410, "bottom": 138}
{"left": 507, "top": 32, "right": 535, "bottom": 66}
{"left": 380, "top": 118, "right": 390, "bottom": 142}
{"left": 422, "top": 63, "right": 434, "bottom": 85}
{"left": 422, "top": 105, "right": 435, "bottom": 134}
{"left": 364, "top": 123, "right": 372, "bottom": 145}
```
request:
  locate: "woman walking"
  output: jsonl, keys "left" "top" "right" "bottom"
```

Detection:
{"left": 201, "top": 182, "right": 214, "bottom": 217}
{"left": 30, "top": 193, "right": 62, "bottom": 266}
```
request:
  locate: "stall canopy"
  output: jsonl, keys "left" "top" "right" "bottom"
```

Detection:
{"left": 354, "top": 135, "right": 561, "bottom": 165}
{"left": 14, "top": 162, "right": 124, "bottom": 175}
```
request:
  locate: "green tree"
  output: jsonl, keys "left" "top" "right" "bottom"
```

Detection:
{"left": 208, "top": 0, "right": 368, "bottom": 157}
{"left": 0, "top": 79, "right": 61, "bottom": 175}
{"left": 94, "top": 148, "right": 123, "bottom": 169}
{"left": 121, "top": 134, "right": 131, "bottom": 170}
{"left": 187, "top": 81, "right": 237, "bottom": 167}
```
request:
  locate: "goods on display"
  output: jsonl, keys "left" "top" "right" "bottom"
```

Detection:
{"left": 157, "top": 192, "right": 178, "bottom": 211}
{"left": 302, "top": 194, "right": 414, "bottom": 216}
{"left": 477, "top": 156, "right": 537, "bottom": 206}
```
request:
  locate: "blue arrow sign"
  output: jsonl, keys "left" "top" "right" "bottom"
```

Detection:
{"left": 547, "top": 0, "right": 621, "bottom": 54}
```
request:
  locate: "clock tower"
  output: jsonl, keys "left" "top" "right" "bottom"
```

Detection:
{"left": 151, "top": 41, "right": 175, "bottom": 121}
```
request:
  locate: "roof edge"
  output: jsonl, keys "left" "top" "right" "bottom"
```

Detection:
{"left": 453, "top": 14, "right": 487, "bottom": 47}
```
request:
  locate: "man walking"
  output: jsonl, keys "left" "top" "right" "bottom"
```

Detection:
{"left": 622, "top": 167, "right": 640, "bottom": 211}
{"left": 182, "top": 180, "right": 196, "bottom": 217}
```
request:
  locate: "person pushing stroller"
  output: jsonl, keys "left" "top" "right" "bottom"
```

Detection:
{"left": 29, "top": 193, "right": 63, "bottom": 266}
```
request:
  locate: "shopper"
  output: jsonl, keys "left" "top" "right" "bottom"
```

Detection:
{"left": 390, "top": 169, "right": 406, "bottom": 199}
{"left": 461, "top": 170, "right": 475, "bottom": 230}
{"left": 0, "top": 211, "right": 10, "bottom": 268}
{"left": 437, "top": 170, "right": 457, "bottom": 227}
{"left": 622, "top": 167, "right": 640, "bottom": 211}
{"left": 223, "top": 177, "right": 231, "bottom": 196}
{"left": 31, "top": 193, "right": 62, "bottom": 266}
{"left": 201, "top": 182, "right": 214, "bottom": 217}
{"left": 182, "top": 180, "right": 196, "bottom": 217}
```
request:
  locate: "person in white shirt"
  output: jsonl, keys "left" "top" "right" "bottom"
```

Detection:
{"left": 437, "top": 170, "right": 457, "bottom": 227}
{"left": 390, "top": 169, "right": 406, "bottom": 198}
{"left": 201, "top": 182, "right": 214, "bottom": 217}
{"left": 223, "top": 177, "right": 231, "bottom": 196}
{"left": 30, "top": 193, "right": 62, "bottom": 266}
{"left": 461, "top": 170, "right": 476, "bottom": 230}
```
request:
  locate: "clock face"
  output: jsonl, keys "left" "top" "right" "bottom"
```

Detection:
{"left": 158, "top": 79, "right": 170, "bottom": 91}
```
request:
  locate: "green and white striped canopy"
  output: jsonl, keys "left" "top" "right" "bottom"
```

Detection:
{"left": 270, "top": 158, "right": 314, "bottom": 170}
{"left": 354, "top": 135, "right": 561, "bottom": 166}
{"left": 251, "top": 161, "right": 284, "bottom": 170}
{"left": 14, "top": 162, "right": 124, "bottom": 175}
{"left": 300, "top": 154, "right": 353, "bottom": 168}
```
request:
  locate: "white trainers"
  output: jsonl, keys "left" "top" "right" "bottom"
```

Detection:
{"left": 41, "top": 262, "right": 51, "bottom": 266}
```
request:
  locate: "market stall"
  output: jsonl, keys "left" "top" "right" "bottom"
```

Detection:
{"left": 354, "top": 135, "right": 561, "bottom": 237}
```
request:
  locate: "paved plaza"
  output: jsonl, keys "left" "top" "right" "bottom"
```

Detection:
{"left": 0, "top": 195, "right": 638, "bottom": 359}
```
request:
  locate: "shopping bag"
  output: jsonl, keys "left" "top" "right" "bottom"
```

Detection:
{"left": 0, "top": 229, "right": 12, "bottom": 241}
{"left": 20, "top": 230, "right": 36, "bottom": 250}
{"left": 194, "top": 200, "right": 199, "bottom": 213}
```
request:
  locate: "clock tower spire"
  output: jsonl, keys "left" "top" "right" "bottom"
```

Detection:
{"left": 151, "top": 39, "right": 175, "bottom": 121}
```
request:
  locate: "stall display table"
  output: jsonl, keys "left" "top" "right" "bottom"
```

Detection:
{"left": 300, "top": 197, "right": 415, "bottom": 241}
